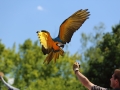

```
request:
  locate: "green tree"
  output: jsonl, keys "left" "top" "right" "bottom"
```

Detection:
{"left": 84, "top": 23, "right": 120, "bottom": 88}
{"left": 0, "top": 39, "right": 87, "bottom": 90}
{"left": 0, "top": 40, "right": 18, "bottom": 90}
{"left": 79, "top": 23, "right": 105, "bottom": 72}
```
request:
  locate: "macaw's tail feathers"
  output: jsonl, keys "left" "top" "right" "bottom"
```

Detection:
{"left": 43, "top": 48, "right": 64, "bottom": 64}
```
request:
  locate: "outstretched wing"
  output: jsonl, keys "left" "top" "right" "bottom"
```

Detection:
{"left": 37, "top": 30, "right": 54, "bottom": 54}
{"left": 58, "top": 9, "right": 90, "bottom": 44}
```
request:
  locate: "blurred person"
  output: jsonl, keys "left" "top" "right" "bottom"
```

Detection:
{"left": 73, "top": 62, "right": 120, "bottom": 90}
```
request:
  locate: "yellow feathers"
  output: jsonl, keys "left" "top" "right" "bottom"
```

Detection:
{"left": 37, "top": 31, "right": 48, "bottom": 49}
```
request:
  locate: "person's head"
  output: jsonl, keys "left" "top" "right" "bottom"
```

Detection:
{"left": 110, "top": 69, "right": 120, "bottom": 89}
{"left": 0, "top": 72, "right": 4, "bottom": 80}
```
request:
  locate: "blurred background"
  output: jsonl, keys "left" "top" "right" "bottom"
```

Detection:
{"left": 0, "top": 0, "right": 120, "bottom": 90}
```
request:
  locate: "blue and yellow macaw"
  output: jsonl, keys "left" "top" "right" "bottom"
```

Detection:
{"left": 37, "top": 9, "right": 90, "bottom": 64}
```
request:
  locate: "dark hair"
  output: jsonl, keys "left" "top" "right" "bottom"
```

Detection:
{"left": 114, "top": 69, "right": 120, "bottom": 86}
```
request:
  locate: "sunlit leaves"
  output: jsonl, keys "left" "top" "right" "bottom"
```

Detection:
{"left": 0, "top": 38, "right": 85, "bottom": 90}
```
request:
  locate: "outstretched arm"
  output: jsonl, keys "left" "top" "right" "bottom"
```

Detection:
{"left": 73, "top": 62, "right": 94, "bottom": 90}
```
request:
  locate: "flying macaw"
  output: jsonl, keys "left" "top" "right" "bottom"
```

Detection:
{"left": 37, "top": 9, "right": 90, "bottom": 64}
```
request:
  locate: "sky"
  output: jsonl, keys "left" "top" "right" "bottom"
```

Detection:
{"left": 0, "top": 0, "right": 120, "bottom": 55}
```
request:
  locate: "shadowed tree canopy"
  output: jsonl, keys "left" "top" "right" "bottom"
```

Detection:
{"left": 84, "top": 23, "right": 120, "bottom": 88}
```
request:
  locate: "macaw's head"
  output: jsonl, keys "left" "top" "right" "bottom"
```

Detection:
{"left": 56, "top": 42, "right": 64, "bottom": 48}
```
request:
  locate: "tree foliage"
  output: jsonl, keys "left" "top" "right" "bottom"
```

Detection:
{"left": 84, "top": 23, "right": 120, "bottom": 88}
{"left": 0, "top": 39, "right": 87, "bottom": 90}
{"left": 1, "top": 23, "right": 120, "bottom": 90}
